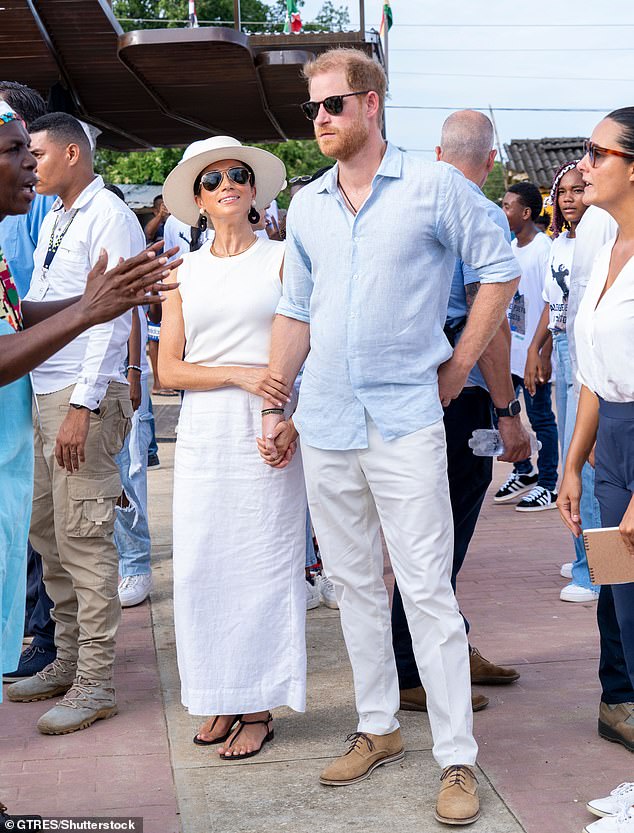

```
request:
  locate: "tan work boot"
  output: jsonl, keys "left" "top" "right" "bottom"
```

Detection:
{"left": 435, "top": 765, "right": 480, "bottom": 825}
{"left": 319, "top": 729, "right": 404, "bottom": 786}
{"left": 37, "top": 677, "right": 117, "bottom": 735}
{"left": 469, "top": 645, "right": 520, "bottom": 685}
{"left": 598, "top": 701, "right": 634, "bottom": 752}
{"left": 400, "top": 686, "right": 489, "bottom": 713}
{"left": 6, "top": 658, "right": 76, "bottom": 703}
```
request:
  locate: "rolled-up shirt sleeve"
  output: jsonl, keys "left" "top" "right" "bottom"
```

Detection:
{"left": 276, "top": 199, "right": 313, "bottom": 324}
{"left": 69, "top": 212, "right": 145, "bottom": 410}
{"left": 437, "top": 164, "right": 520, "bottom": 286}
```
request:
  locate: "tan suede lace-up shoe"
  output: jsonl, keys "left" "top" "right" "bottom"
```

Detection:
{"left": 6, "top": 657, "right": 76, "bottom": 703}
{"left": 319, "top": 728, "right": 404, "bottom": 786}
{"left": 399, "top": 686, "right": 489, "bottom": 713}
{"left": 435, "top": 765, "right": 480, "bottom": 825}
{"left": 598, "top": 701, "right": 634, "bottom": 752}
{"left": 37, "top": 677, "right": 117, "bottom": 735}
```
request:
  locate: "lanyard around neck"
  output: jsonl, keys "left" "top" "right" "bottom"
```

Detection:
{"left": 44, "top": 209, "right": 79, "bottom": 271}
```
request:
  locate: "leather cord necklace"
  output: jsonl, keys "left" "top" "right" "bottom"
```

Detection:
{"left": 337, "top": 178, "right": 358, "bottom": 216}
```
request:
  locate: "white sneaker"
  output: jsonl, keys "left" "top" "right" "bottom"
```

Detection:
{"left": 560, "top": 562, "right": 573, "bottom": 579}
{"left": 118, "top": 574, "right": 153, "bottom": 608}
{"left": 588, "top": 783, "right": 634, "bottom": 818}
{"left": 306, "top": 578, "right": 320, "bottom": 611}
{"left": 315, "top": 573, "right": 339, "bottom": 610}
{"left": 560, "top": 583, "right": 599, "bottom": 603}
{"left": 585, "top": 805, "right": 634, "bottom": 832}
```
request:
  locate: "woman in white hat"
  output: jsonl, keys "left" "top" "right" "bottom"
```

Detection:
{"left": 159, "top": 137, "right": 307, "bottom": 759}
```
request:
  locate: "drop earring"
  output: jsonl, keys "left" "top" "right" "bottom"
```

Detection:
{"left": 198, "top": 210, "right": 207, "bottom": 231}
{"left": 248, "top": 200, "right": 260, "bottom": 224}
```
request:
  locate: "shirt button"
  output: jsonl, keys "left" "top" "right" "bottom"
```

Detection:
{"left": 352, "top": 274, "right": 359, "bottom": 280}
{"left": 353, "top": 236, "right": 360, "bottom": 243}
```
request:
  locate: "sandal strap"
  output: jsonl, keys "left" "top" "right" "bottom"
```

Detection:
{"left": 225, "top": 713, "right": 272, "bottom": 750}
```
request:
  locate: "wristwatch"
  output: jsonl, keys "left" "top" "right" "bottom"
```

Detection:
{"left": 494, "top": 398, "right": 521, "bottom": 418}
{"left": 70, "top": 403, "right": 100, "bottom": 415}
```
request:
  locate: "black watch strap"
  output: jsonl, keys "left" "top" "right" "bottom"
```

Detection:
{"left": 494, "top": 398, "right": 521, "bottom": 418}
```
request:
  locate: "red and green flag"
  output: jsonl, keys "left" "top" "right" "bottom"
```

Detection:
{"left": 284, "top": 0, "right": 302, "bottom": 33}
{"left": 379, "top": 1, "right": 393, "bottom": 38}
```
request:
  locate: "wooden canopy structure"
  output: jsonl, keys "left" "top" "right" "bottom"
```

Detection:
{"left": 0, "top": 0, "right": 383, "bottom": 149}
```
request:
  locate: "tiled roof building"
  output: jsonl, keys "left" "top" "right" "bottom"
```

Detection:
{"left": 504, "top": 138, "right": 585, "bottom": 190}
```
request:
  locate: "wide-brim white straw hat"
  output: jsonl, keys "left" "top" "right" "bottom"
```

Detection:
{"left": 163, "top": 135, "right": 287, "bottom": 227}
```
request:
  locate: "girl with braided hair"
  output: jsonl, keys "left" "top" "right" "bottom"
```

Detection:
{"left": 525, "top": 159, "right": 597, "bottom": 601}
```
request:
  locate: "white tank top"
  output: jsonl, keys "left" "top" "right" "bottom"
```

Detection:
{"left": 177, "top": 237, "right": 285, "bottom": 368}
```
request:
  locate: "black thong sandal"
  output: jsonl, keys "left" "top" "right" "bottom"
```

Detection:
{"left": 193, "top": 714, "right": 242, "bottom": 746}
{"left": 218, "top": 713, "right": 274, "bottom": 760}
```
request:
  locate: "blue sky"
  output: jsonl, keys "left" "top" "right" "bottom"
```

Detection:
{"left": 296, "top": 0, "right": 634, "bottom": 161}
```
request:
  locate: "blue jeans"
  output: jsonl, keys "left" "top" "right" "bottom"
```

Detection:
{"left": 553, "top": 333, "right": 599, "bottom": 591}
{"left": 115, "top": 380, "right": 152, "bottom": 576}
{"left": 512, "top": 374, "right": 559, "bottom": 491}
{"left": 147, "top": 396, "right": 158, "bottom": 459}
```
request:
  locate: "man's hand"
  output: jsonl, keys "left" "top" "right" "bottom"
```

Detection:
{"left": 619, "top": 495, "right": 634, "bottom": 557}
{"left": 55, "top": 407, "right": 91, "bottom": 473}
{"left": 556, "top": 471, "right": 583, "bottom": 537}
{"left": 257, "top": 412, "right": 292, "bottom": 467}
{"left": 128, "top": 370, "right": 142, "bottom": 411}
{"left": 497, "top": 416, "right": 532, "bottom": 463}
{"left": 78, "top": 242, "right": 182, "bottom": 327}
{"left": 438, "top": 357, "right": 470, "bottom": 407}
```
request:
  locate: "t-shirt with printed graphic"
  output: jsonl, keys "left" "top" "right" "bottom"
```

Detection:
{"left": 508, "top": 232, "right": 552, "bottom": 377}
{"left": 0, "top": 246, "right": 22, "bottom": 332}
{"left": 542, "top": 232, "right": 575, "bottom": 334}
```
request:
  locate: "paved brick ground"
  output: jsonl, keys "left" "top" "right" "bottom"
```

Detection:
{"left": 0, "top": 599, "right": 179, "bottom": 832}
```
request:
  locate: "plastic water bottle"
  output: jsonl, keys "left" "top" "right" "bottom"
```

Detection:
{"left": 468, "top": 428, "right": 542, "bottom": 457}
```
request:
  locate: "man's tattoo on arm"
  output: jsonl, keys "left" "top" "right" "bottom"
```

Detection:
{"left": 465, "top": 281, "right": 481, "bottom": 312}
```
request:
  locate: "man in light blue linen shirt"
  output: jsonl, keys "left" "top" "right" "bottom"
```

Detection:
{"left": 259, "top": 50, "right": 520, "bottom": 826}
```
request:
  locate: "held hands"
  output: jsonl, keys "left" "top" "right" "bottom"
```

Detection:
{"left": 496, "top": 417, "right": 532, "bottom": 463}
{"left": 55, "top": 407, "right": 91, "bottom": 473}
{"left": 80, "top": 242, "right": 182, "bottom": 326}
{"left": 556, "top": 471, "right": 583, "bottom": 537}
{"left": 257, "top": 413, "right": 298, "bottom": 468}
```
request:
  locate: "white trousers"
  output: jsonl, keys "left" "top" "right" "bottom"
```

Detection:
{"left": 302, "top": 417, "right": 477, "bottom": 768}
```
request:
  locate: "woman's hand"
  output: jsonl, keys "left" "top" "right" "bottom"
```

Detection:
{"left": 234, "top": 367, "right": 291, "bottom": 407}
{"left": 557, "top": 471, "right": 584, "bottom": 537}
{"left": 619, "top": 495, "right": 634, "bottom": 557}
{"left": 257, "top": 417, "right": 298, "bottom": 468}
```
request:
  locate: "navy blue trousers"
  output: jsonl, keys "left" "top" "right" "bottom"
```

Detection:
{"left": 25, "top": 545, "right": 56, "bottom": 652}
{"left": 595, "top": 398, "right": 634, "bottom": 703}
{"left": 391, "top": 386, "right": 493, "bottom": 689}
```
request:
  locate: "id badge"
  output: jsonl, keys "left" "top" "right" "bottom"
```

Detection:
{"left": 29, "top": 269, "right": 50, "bottom": 301}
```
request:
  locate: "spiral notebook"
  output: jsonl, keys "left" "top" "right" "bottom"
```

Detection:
{"left": 583, "top": 527, "right": 634, "bottom": 585}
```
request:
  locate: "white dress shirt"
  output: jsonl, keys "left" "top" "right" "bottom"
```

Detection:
{"left": 25, "top": 175, "right": 146, "bottom": 410}
{"left": 574, "top": 236, "right": 634, "bottom": 402}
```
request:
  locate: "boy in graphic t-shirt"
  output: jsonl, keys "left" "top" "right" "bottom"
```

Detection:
{"left": 496, "top": 181, "right": 559, "bottom": 511}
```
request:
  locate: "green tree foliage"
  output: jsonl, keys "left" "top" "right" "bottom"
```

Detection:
{"left": 113, "top": 0, "right": 349, "bottom": 31}
{"left": 482, "top": 161, "right": 507, "bottom": 204}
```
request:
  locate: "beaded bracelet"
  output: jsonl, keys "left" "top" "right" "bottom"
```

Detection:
{"left": 126, "top": 365, "right": 142, "bottom": 373}
{"left": 261, "top": 408, "right": 284, "bottom": 416}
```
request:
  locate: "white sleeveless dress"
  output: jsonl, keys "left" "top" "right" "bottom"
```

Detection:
{"left": 172, "top": 238, "right": 307, "bottom": 715}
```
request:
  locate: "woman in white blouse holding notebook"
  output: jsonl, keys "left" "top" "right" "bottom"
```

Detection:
{"left": 557, "top": 108, "right": 634, "bottom": 832}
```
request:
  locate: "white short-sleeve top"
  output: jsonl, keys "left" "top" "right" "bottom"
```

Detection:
{"left": 177, "top": 237, "right": 285, "bottom": 368}
{"left": 574, "top": 237, "right": 634, "bottom": 402}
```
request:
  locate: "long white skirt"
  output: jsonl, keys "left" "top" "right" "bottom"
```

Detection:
{"left": 173, "top": 386, "right": 307, "bottom": 715}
